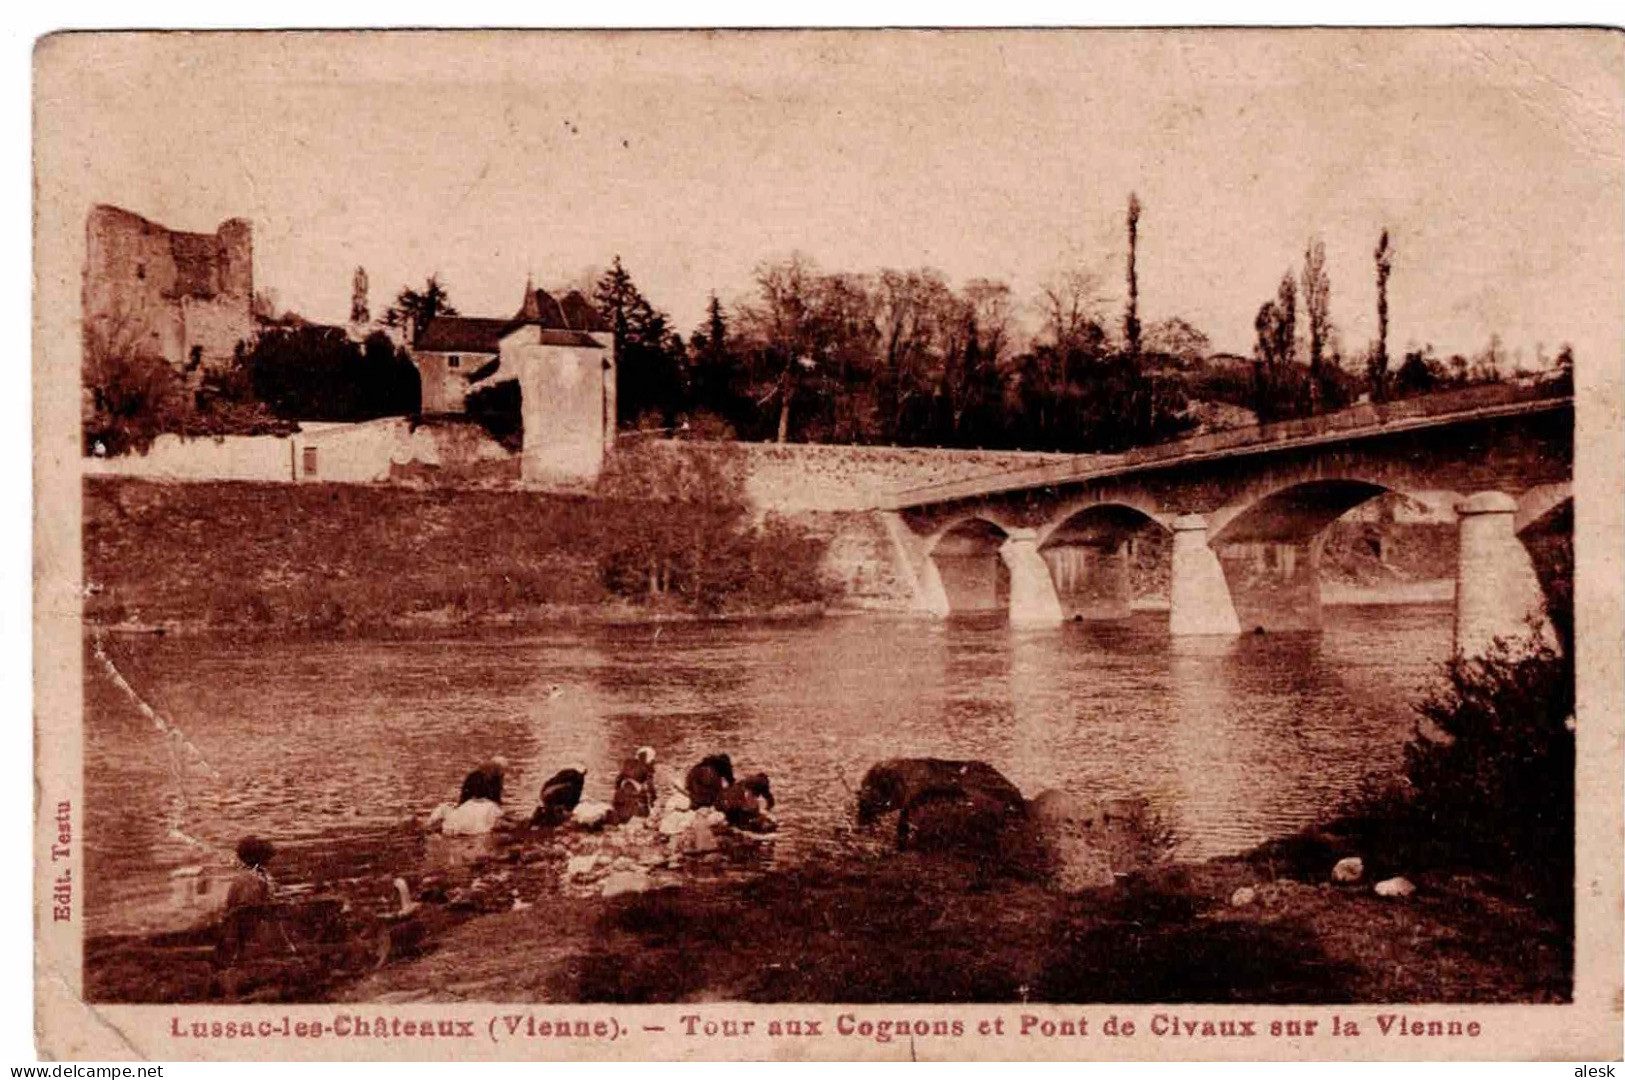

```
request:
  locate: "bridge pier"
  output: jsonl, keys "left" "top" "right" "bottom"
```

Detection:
{"left": 1455, "top": 491, "right": 1552, "bottom": 656}
{"left": 879, "top": 510, "right": 955, "bottom": 617}
{"left": 912, "top": 551, "right": 953, "bottom": 617}
{"left": 1170, "top": 514, "right": 1242, "bottom": 636}
{"left": 1001, "top": 528, "right": 1065, "bottom": 627}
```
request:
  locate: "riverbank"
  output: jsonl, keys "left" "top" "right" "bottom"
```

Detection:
{"left": 85, "top": 804, "right": 1570, "bottom": 1006}
{"left": 331, "top": 817, "right": 1568, "bottom": 1004}
{"left": 90, "top": 601, "right": 837, "bottom": 639}
{"left": 84, "top": 477, "right": 839, "bottom": 632}
{"left": 340, "top": 856, "right": 1565, "bottom": 1006}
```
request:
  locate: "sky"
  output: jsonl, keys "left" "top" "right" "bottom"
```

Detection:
{"left": 38, "top": 29, "right": 1625, "bottom": 363}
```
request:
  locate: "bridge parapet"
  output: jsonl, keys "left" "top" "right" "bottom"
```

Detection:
{"left": 885, "top": 381, "right": 1572, "bottom": 512}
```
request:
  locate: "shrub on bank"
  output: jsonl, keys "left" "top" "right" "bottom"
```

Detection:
{"left": 1336, "top": 629, "right": 1574, "bottom": 924}
{"left": 1406, "top": 633, "right": 1574, "bottom": 880}
{"left": 595, "top": 441, "right": 832, "bottom": 614}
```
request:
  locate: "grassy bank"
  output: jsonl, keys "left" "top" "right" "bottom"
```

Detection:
{"left": 84, "top": 477, "right": 832, "bottom": 631}
{"left": 331, "top": 850, "right": 1565, "bottom": 1005}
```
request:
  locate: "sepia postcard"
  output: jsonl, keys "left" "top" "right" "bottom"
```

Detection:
{"left": 32, "top": 28, "right": 1625, "bottom": 1062}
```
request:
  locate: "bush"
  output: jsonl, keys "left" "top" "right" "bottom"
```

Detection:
{"left": 676, "top": 410, "right": 737, "bottom": 441}
{"left": 464, "top": 378, "right": 523, "bottom": 452}
{"left": 594, "top": 442, "right": 830, "bottom": 613}
{"left": 82, "top": 319, "right": 187, "bottom": 456}
{"left": 1250, "top": 359, "right": 1360, "bottom": 422}
{"left": 746, "top": 514, "right": 833, "bottom": 607}
{"left": 243, "top": 326, "right": 420, "bottom": 421}
{"left": 1339, "top": 631, "right": 1575, "bottom": 925}
{"left": 83, "top": 313, "right": 294, "bottom": 456}
{"left": 1406, "top": 634, "right": 1574, "bottom": 882}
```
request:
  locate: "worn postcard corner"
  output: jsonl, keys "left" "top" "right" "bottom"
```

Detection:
{"left": 32, "top": 27, "right": 1625, "bottom": 1063}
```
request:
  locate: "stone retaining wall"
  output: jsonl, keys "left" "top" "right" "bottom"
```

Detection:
{"left": 626, "top": 439, "right": 1083, "bottom": 513}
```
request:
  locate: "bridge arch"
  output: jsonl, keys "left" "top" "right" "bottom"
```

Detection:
{"left": 1209, "top": 478, "right": 1397, "bottom": 546}
{"left": 1515, "top": 482, "right": 1572, "bottom": 538}
{"left": 1208, "top": 479, "right": 1456, "bottom": 633}
{"left": 1515, "top": 485, "right": 1573, "bottom": 653}
{"left": 1035, "top": 493, "right": 1172, "bottom": 546}
{"left": 1039, "top": 503, "right": 1172, "bottom": 620}
{"left": 927, "top": 516, "right": 1013, "bottom": 615}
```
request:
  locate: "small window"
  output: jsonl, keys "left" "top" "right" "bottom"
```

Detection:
{"left": 135, "top": 262, "right": 146, "bottom": 280}
{"left": 302, "top": 446, "right": 318, "bottom": 477}
{"left": 448, "top": 354, "right": 461, "bottom": 369}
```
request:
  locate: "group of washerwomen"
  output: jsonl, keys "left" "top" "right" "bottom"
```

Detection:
{"left": 428, "top": 748, "right": 778, "bottom": 837}
{"left": 216, "top": 755, "right": 1036, "bottom": 925}
{"left": 439, "top": 752, "right": 1040, "bottom": 853}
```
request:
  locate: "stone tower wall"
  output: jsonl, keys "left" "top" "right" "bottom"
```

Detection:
{"left": 83, "top": 204, "right": 254, "bottom": 376}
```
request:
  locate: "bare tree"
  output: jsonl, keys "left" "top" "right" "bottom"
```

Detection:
{"left": 873, "top": 268, "right": 952, "bottom": 436}
{"left": 740, "top": 254, "right": 822, "bottom": 443}
{"left": 816, "top": 271, "right": 879, "bottom": 440}
{"left": 82, "top": 303, "right": 183, "bottom": 456}
{"left": 1038, "top": 268, "right": 1107, "bottom": 352}
{"left": 962, "top": 278, "right": 1014, "bottom": 364}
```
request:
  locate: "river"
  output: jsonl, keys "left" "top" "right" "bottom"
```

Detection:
{"left": 83, "top": 602, "right": 1453, "bottom": 937}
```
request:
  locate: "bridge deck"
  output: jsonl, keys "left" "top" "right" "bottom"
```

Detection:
{"left": 883, "top": 382, "right": 1572, "bottom": 511}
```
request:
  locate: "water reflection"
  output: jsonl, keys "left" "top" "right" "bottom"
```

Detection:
{"left": 84, "top": 605, "right": 1451, "bottom": 936}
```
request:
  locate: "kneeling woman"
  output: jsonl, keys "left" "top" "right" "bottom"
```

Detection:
{"left": 716, "top": 772, "right": 776, "bottom": 833}
{"left": 684, "top": 753, "right": 735, "bottom": 809}
{"left": 531, "top": 767, "right": 586, "bottom": 828}
{"left": 610, "top": 747, "right": 657, "bottom": 824}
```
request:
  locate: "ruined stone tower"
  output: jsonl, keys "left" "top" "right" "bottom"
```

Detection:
{"left": 82, "top": 205, "right": 255, "bottom": 378}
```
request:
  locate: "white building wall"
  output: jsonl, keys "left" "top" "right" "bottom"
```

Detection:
{"left": 83, "top": 432, "right": 297, "bottom": 482}
{"left": 81, "top": 417, "right": 514, "bottom": 484}
{"left": 497, "top": 326, "right": 614, "bottom": 487}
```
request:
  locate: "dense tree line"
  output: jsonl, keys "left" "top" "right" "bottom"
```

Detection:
{"left": 594, "top": 252, "right": 1197, "bottom": 453}
{"left": 588, "top": 208, "right": 1549, "bottom": 451}
{"left": 86, "top": 204, "right": 1565, "bottom": 459}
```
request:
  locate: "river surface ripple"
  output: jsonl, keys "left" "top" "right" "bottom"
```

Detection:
{"left": 84, "top": 604, "right": 1452, "bottom": 935}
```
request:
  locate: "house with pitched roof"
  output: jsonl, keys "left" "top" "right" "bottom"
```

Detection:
{"left": 413, "top": 316, "right": 514, "bottom": 413}
{"left": 409, "top": 281, "right": 616, "bottom": 485}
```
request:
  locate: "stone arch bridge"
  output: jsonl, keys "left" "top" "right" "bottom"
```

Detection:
{"left": 880, "top": 384, "right": 1572, "bottom": 657}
